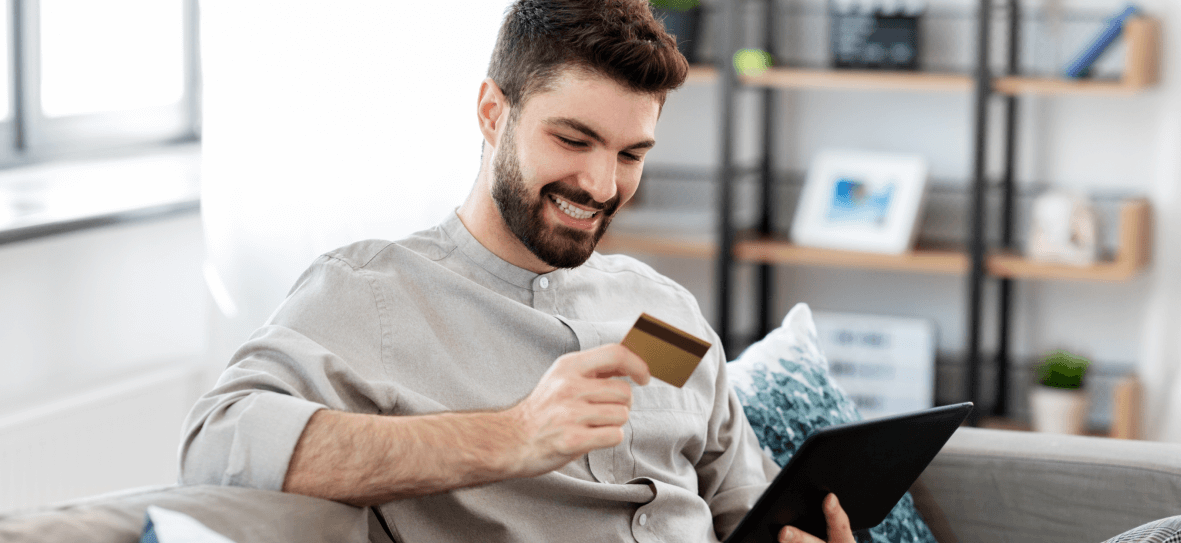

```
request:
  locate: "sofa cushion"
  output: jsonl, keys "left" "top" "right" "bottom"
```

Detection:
{"left": 0, "top": 484, "right": 369, "bottom": 543}
{"left": 922, "top": 427, "right": 1181, "bottom": 543}
{"left": 728, "top": 303, "right": 939, "bottom": 543}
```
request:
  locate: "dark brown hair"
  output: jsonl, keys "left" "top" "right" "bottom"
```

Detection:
{"left": 487, "top": 0, "right": 689, "bottom": 110}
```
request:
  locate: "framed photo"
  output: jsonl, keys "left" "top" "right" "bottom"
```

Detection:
{"left": 791, "top": 149, "right": 928, "bottom": 254}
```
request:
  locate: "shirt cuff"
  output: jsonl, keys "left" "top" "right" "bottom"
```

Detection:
{"left": 222, "top": 392, "right": 325, "bottom": 491}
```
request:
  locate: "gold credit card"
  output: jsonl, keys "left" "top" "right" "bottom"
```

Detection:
{"left": 621, "top": 313, "right": 712, "bottom": 388}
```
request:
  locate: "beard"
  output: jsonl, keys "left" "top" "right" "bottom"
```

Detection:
{"left": 491, "top": 121, "right": 621, "bottom": 269}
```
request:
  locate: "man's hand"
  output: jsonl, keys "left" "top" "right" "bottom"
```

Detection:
{"left": 778, "top": 494, "right": 855, "bottom": 543}
{"left": 505, "top": 343, "right": 651, "bottom": 478}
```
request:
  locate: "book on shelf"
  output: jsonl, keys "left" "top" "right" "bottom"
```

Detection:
{"left": 1064, "top": 4, "right": 1139, "bottom": 79}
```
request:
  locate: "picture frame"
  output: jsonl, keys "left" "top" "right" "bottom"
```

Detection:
{"left": 791, "top": 149, "right": 929, "bottom": 254}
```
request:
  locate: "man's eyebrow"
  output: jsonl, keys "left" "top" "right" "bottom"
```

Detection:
{"left": 544, "top": 117, "right": 655, "bottom": 151}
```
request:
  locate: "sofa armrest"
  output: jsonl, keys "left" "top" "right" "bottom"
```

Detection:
{"left": 0, "top": 485, "right": 369, "bottom": 543}
{"left": 911, "top": 427, "right": 1181, "bottom": 543}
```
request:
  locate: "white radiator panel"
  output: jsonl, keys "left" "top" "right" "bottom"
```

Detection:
{"left": 0, "top": 364, "right": 197, "bottom": 514}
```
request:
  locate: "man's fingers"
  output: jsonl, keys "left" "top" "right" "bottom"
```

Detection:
{"left": 777, "top": 494, "right": 855, "bottom": 543}
{"left": 580, "top": 378, "right": 633, "bottom": 405}
{"left": 580, "top": 426, "right": 626, "bottom": 451}
{"left": 777, "top": 526, "right": 824, "bottom": 543}
{"left": 578, "top": 344, "right": 651, "bottom": 385}
{"left": 822, "top": 494, "right": 855, "bottom": 543}
{"left": 580, "top": 403, "right": 630, "bottom": 427}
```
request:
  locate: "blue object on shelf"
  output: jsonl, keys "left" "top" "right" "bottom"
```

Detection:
{"left": 1064, "top": 4, "right": 1140, "bottom": 79}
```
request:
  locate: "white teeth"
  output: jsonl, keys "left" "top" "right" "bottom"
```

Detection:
{"left": 550, "top": 195, "right": 596, "bottom": 220}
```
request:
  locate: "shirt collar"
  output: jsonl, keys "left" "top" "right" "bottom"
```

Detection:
{"left": 442, "top": 211, "right": 542, "bottom": 290}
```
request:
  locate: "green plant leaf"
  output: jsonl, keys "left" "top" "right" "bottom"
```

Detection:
{"left": 1036, "top": 350, "right": 1091, "bottom": 389}
{"left": 733, "top": 48, "right": 774, "bottom": 77}
{"left": 650, "top": 0, "right": 700, "bottom": 12}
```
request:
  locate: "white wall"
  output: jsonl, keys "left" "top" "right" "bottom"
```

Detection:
{"left": 0, "top": 213, "right": 207, "bottom": 414}
{"left": 0, "top": 212, "right": 207, "bottom": 509}
{"left": 200, "top": 0, "right": 514, "bottom": 363}
{"left": 642, "top": 0, "right": 1181, "bottom": 439}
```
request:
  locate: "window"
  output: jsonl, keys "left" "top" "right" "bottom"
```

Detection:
{"left": 4, "top": 0, "right": 199, "bottom": 164}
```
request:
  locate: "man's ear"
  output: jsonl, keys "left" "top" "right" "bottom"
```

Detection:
{"left": 477, "top": 78, "right": 510, "bottom": 149}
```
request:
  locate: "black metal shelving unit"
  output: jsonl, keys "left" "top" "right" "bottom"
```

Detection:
{"left": 711, "top": 0, "right": 1082, "bottom": 422}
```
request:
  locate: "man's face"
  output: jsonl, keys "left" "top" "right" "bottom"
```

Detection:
{"left": 491, "top": 69, "right": 660, "bottom": 269}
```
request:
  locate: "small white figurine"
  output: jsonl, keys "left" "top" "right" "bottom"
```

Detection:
{"left": 1027, "top": 190, "right": 1099, "bottom": 266}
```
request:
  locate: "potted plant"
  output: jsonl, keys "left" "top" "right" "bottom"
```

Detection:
{"left": 1030, "top": 350, "right": 1091, "bottom": 434}
{"left": 650, "top": 0, "right": 703, "bottom": 63}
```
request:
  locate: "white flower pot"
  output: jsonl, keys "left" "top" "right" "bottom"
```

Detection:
{"left": 1030, "top": 387, "right": 1089, "bottom": 434}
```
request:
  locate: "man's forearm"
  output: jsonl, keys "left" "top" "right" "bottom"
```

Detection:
{"left": 282, "top": 408, "right": 525, "bottom": 506}
{"left": 281, "top": 344, "right": 649, "bottom": 506}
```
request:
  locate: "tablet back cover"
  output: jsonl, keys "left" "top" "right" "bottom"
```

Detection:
{"left": 726, "top": 402, "right": 972, "bottom": 542}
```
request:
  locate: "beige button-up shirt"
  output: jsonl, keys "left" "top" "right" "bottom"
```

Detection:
{"left": 180, "top": 213, "right": 775, "bottom": 542}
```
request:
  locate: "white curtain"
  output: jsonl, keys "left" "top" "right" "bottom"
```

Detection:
{"left": 1135, "top": 3, "right": 1181, "bottom": 442}
{"left": 200, "top": 1, "right": 514, "bottom": 374}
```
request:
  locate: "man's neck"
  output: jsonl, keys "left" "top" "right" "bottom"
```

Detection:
{"left": 456, "top": 176, "right": 556, "bottom": 275}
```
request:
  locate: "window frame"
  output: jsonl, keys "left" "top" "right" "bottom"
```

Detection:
{"left": 7, "top": 0, "right": 200, "bottom": 164}
{"left": 0, "top": 0, "right": 19, "bottom": 165}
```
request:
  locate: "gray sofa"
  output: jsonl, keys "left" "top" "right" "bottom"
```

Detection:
{"left": 916, "top": 427, "right": 1181, "bottom": 543}
{"left": 3, "top": 427, "right": 1180, "bottom": 543}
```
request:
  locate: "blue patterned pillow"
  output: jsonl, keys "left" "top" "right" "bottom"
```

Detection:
{"left": 728, "top": 303, "right": 938, "bottom": 543}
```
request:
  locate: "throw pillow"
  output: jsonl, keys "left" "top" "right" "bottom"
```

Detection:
{"left": 728, "top": 303, "right": 938, "bottom": 543}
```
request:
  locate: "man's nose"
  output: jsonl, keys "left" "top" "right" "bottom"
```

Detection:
{"left": 578, "top": 153, "right": 618, "bottom": 205}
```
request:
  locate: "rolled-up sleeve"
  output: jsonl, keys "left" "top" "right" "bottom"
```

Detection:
{"left": 179, "top": 253, "right": 391, "bottom": 490}
{"left": 694, "top": 327, "right": 777, "bottom": 540}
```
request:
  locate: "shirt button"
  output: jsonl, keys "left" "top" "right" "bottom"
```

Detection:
{"left": 539, "top": 277, "right": 549, "bottom": 289}
{"left": 639, "top": 513, "right": 647, "bottom": 526}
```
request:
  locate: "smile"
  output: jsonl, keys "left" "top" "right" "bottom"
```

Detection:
{"left": 549, "top": 194, "right": 598, "bottom": 220}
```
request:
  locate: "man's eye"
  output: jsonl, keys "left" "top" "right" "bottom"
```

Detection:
{"left": 558, "top": 136, "right": 587, "bottom": 148}
{"left": 620, "top": 152, "right": 641, "bottom": 163}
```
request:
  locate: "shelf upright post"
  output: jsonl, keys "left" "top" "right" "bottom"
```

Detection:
{"left": 966, "top": 0, "right": 994, "bottom": 424}
{"left": 716, "top": 0, "right": 740, "bottom": 352}
{"left": 11, "top": 0, "right": 26, "bottom": 152}
{"left": 994, "top": 0, "right": 1021, "bottom": 418}
{"left": 757, "top": 0, "right": 778, "bottom": 338}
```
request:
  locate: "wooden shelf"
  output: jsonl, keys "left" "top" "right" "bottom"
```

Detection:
{"left": 987, "top": 198, "right": 1151, "bottom": 282}
{"left": 994, "top": 77, "right": 1146, "bottom": 96}
{"left": 988, "top": 253, "right": 1143, "bottom": 282}
{"left": 741, "top": 67, "right": 973, "bottom": 93}
{"left": 994, "top": 17, "right": 1160, "bottom": 96}
{"left": 596, "top": 231, "right": 716, "bottom": 259}
{"left": 974, "top": 375, "right": 1142, "bottom": 439}
{"left": 601, "top": 200, "right": 1151, "bottom": 282}
{"left": 685, "top": 65, "right": 718, "bottom": 84}
{"left": 734, "top": 240, "right": 969, "bottom": 275}
{"left": 601, "top": 231, "right": 969, "bottom": 275}
{"left": 689, "top": 64, "right": 973, "bottom": 93}
{"left": 690, "top": 17, "right": 1159, "bottom": 97}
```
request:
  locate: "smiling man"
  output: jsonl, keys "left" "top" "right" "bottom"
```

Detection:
{"left": 462, "top": 69, "right": 651, "bottom": 272}
{"left": 180, "top": 1, "right": 851, "bottom": 542}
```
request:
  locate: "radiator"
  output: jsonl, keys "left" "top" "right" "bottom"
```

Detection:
{"left": 0, "top": 364, "right": 199, "bottom": 514}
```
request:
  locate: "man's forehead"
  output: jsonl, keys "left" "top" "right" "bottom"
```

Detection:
{"left": 519, "top": 69, "right": 660, "bottom": 143}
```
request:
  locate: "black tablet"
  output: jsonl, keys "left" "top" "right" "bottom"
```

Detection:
{"left": 725, "top": 402, "right": 973, "bottom": 543}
